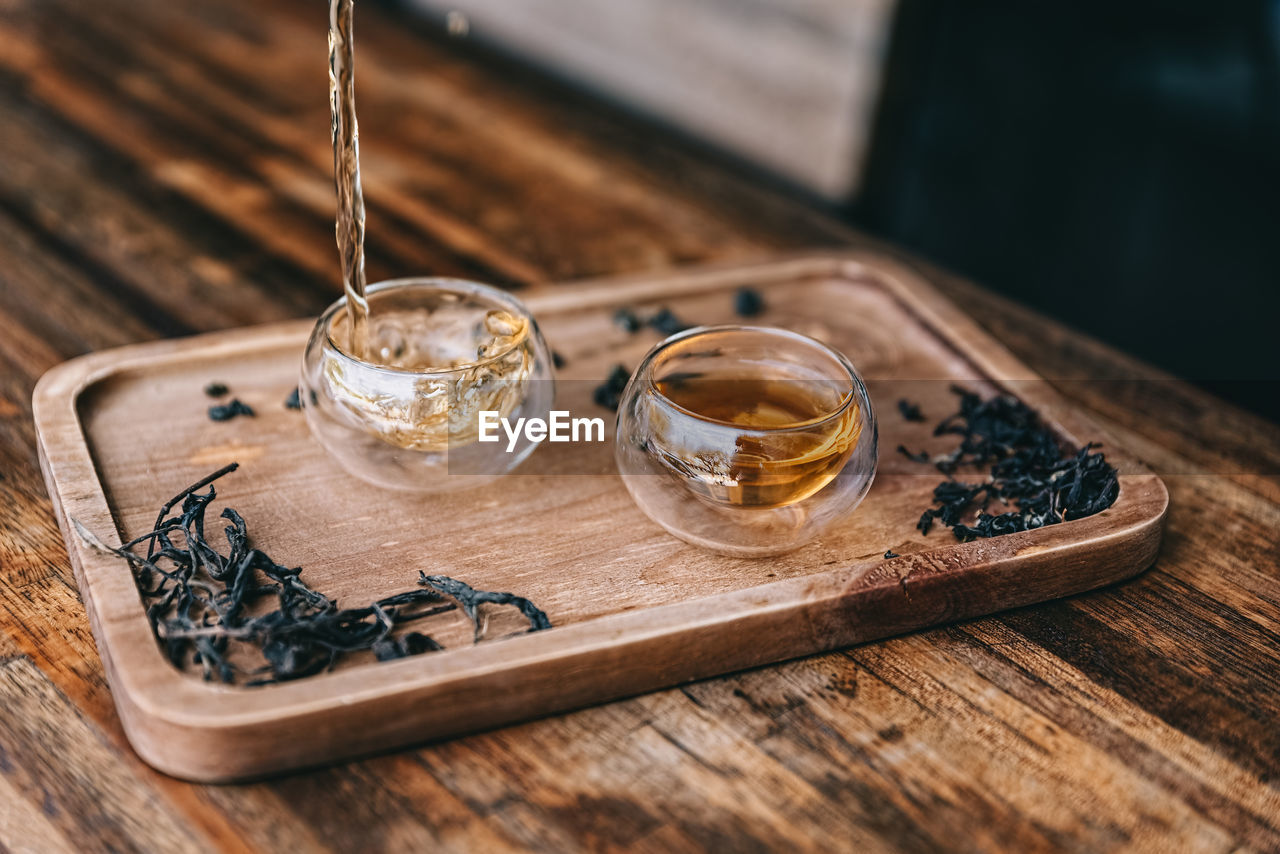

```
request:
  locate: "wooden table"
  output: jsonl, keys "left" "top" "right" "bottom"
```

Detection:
{"left": 1, "top": 0, "right": 1277, "bottom": 850}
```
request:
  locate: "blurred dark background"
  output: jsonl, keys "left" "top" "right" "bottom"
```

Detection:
{"left": 858, "top": 1, "right": 1280, "bottom": 421}
{"left": 407, "top": 0, "right": 1280, "bottom": 421}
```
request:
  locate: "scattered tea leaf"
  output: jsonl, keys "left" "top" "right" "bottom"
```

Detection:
{"left": 552, "top": 350, "right": 567, "bottom": 370}
{"left": 648, "top": 307, "right": 690, "bottom": 336}
{"left": 906, "top": 387, "right": 1119, "bottom": 541}
{"left": 284, "top": 387, "right": 302, "bottom": 410}
{"left": 613, "top": 307, "right": 642, "bottom": 333}
{"left": 883, "top": 549, "right": 899, "bottom": 559}
{"left": 897, "top": 399, "right": 925, "bottom": 422}
{"left": 204, "top": 382, "right": 229, "bottom": 397}
{"left": 897, "top": 445, "right": 930, "bottom": 464}
{"left": 593, "top": 363, "right": 632, "bottom": 410}
{"left": 734, "top": 287, "right": 765, "bottom": 317}
{"left": 209, "top": 399, "right": 255, "bottom": 421}
{"left": 613, "top": 305, "right": 692, "bottom": 337}
{"left": 418, "top": 573, "right": 552, "bottom": 642}
{"left": 73, "top": 465, "right": 551, "bottom": 685}
{"left": 373, "top": 631, "right": 444, "bottom": 661}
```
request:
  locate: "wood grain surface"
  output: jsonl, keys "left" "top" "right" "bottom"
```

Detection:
{"left": 0, "top": 0, "right": 1277, "bottom": 849}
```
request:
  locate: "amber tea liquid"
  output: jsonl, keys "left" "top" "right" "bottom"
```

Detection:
{"left": 330, "top": 0, "right": 370, "bottom": 359}
{"left": 652, "top": 375, "right": 862, "bottom": 508}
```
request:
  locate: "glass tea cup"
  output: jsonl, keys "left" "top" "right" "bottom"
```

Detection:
{"left": 614, "top": 326, "right": 877, "bottom": 556}
{"left": 301, "top": 278, "right": 554, "bottom": 491}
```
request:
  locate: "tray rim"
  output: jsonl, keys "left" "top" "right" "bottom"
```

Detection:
{"left": 33, "top": 251, "right": 1168, "bottom": 780}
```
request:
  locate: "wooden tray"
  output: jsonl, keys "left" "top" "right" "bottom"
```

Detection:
{"left": 33, "top": 253, "right": 1168, "bottom": 782}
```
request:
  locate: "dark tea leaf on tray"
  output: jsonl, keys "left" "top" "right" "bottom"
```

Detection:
{"left": 897, "top": 399, "right": 925, "bottom": 422}
{"left": 72, "top": 464, "right": 552, "bottom": 686}
{"left": 373, "top": 632, "right": 444, "bottom": 661}
{"left": 905, "top": 387, "right": 1119, "bottom": 541}
{"left": 208, "top": 399, "right": 255, "bottom": 421}
{"left": 593, "top": 363, "right": 632, "bottom": 410}
{"left": 613, "top": 307, "right": 642, "bottom": 333}
{"left": 897, "top": 445, "right": 931, "bottom": 464}
{"left": 734, "top": 287, "right": 765, "bottom": 317}
{"left": 648, "top": 307, "right": 690, "bottom": 336}
{"left": 418, "top": 573, "right": 552, "bottom": 642}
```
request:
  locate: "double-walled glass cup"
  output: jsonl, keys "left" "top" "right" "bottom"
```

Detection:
{"left": 614, "top": 326, "right": 877, "bottom": 556}
{"left": 301, "top": 278, "right": 554, "bottom": 491}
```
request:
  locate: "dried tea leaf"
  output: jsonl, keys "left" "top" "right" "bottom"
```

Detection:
{"left": 734, "top": 287, "right": 765, "bottom": 317}
{"left": 208, "top": 399, "right": 255, "bottom": 421}
{"left": 897, "top": 445, "right": 931, "bottom": 464}
{"left": 593, "top": 364, "right": 632, "bottom": 410}
{"left": 418, "top": 573, "right": 552, "bottom": 642}
{"left": 906, "top": 387, "right": 1119, "bottom": 541}
{"left": 74, "top": 465, "right": 550, "bottom": 686}
{"left": 648, "top": 307, "right": 689, "bottom": 336}
{"left": 613, "top": 307, "right": 642, "bottom": 333}
{"left": 897, "top": 399, "right": 925, "bottom": 422}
